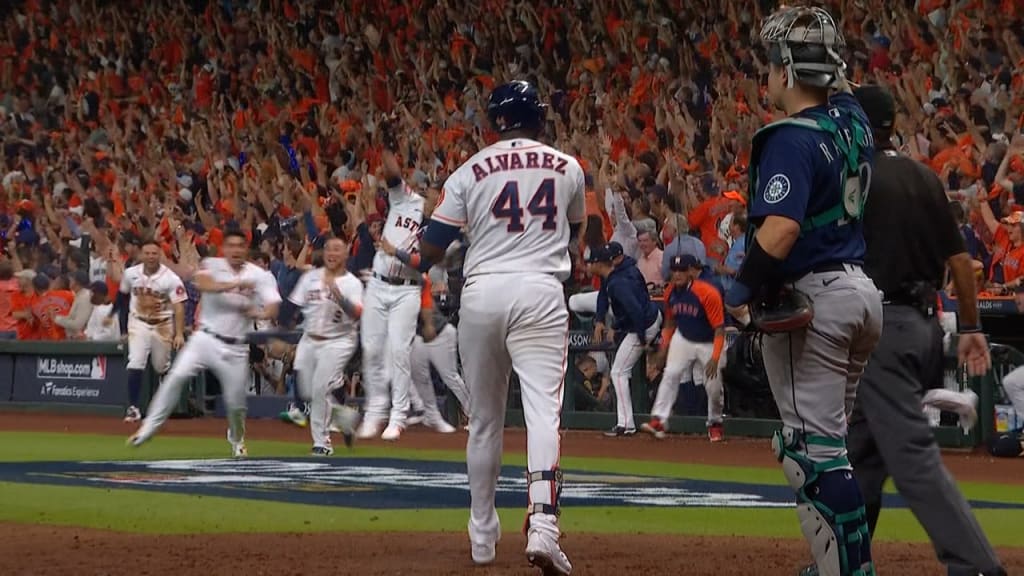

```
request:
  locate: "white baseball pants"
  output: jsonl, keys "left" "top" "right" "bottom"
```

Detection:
{"left": 459, "top": 272, "right": 568, "bottom": 549}
{"left": 411, "top": 323, "right": 471, "bottom": 421}
{"left": 295, "top": 333, "right": 359, "bottom": 449}
{"left": 650, "top": 331, "right": 726, "bottom": 426}
{"left": 136, "top": 331, "right": 249, "bottom": 447}
{"left": 360, "top": 278, "right": 421, "bottom": 427}
{"left": 127, "top": 316, "right": 173, "bottom": 373}
{"left": 609, "top": 313, "right": 661, "bottom": 430}
{"left": 1004, "top": 366, "right": 1024, "bottom": 422}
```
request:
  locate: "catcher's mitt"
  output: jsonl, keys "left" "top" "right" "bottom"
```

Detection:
{"left": 749, "top": 288, "right": 814, "bottom": 333}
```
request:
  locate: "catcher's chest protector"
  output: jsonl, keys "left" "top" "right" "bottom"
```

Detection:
{"left": 747, "top": 112, "right": 873, "bottom": 244}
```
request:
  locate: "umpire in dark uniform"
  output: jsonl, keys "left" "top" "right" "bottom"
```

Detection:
{"left": 851, "top": 85, "right": 1006, "bottom": 576}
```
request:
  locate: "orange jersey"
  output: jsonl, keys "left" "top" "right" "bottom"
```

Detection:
{"left": 687, "top": 197, "right": 735, "bottom": 262}
{"left": 990, "top": 227, "right": 1024, "bottom": 284}
{"left": 31, "top": 290, "right": 74, "bottom": 340}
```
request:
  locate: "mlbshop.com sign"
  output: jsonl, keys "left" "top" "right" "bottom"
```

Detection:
{"left": 11, "top": 353, "right": 126, "bottom": 406}
{"left": 36, "top": 357, "right": 106, "bottom": 380}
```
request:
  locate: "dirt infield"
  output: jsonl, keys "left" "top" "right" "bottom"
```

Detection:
{"left": 1, "top": 524, "right": 1022, "bottom": 576}
{"left": 1, "top": 412, "right": 1022, "bottom": 575}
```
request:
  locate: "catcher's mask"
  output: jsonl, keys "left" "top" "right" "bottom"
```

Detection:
{"left": 761, "top": 5, "right": 847, "bottom": 89}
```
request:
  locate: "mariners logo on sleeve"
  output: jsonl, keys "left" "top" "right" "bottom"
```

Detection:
{"left": 763, "top": 174, "right": 791, "bottom": 204}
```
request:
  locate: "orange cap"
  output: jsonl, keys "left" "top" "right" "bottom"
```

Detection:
{"left": 722, "top": 190, "right": 746, "bottom": 206}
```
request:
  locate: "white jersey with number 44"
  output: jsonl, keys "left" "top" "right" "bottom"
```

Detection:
{"left": 433, "top": 138, "right": 586, "bottom": 281}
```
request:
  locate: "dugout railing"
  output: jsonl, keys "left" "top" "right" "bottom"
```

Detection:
{"left": 0, "top": 336, "right": 1018, "bottom": 450}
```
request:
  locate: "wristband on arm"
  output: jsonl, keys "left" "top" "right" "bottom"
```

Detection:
{"left": 734, "top": 236, "right": 785, "bottom": 300}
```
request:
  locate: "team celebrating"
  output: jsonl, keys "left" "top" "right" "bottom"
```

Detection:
{"left": 117, "top": 5, "right": 1011, "bottom": 575}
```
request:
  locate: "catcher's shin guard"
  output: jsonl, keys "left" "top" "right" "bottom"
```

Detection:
{"left": 772, "top": 429, "right": 874, "bottom": 576}
{"left": 522, "top": 468, "right": 563, "bottom": 534}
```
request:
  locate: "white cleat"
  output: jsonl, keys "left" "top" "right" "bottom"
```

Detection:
{"left": 124, "top": 406, "right": 141, "bottom": 423}
{"left": 469, "top": 520, "right": 500, "bottom": 565}
{"left": 232, "top": 443, "right": 248, "bottom": 458}
{"left": 126, "top": 430, "right": 149, "bottom": 448}
{"left": 356, "top": 420, "right": 382, "bottom": 440}
{"left": 427, "top": 419, "right": 457, "bottom": 434}
{"left": 332, "top": 405, "right": 360, "bottom": 448}
{"left": 285, "top": 405, "right": 308, "bottom": 428}
{"left": 380, "top": 423, "right": 403, "bottom": 442}
{"left": 526, "top": 532, "right": 572, "bottom": 576}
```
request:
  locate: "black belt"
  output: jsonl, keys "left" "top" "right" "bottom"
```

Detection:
{"left": 373, "top": 272, "right": 421, "bottom": 286}
{"left": 203, "top": 329, "right": 243, "bottom": 345}
{"left": 134, "top": 315, "right": 169, "bottom": 326}
{"left": 810, "top": 262, "right": 859, "bottom": 274}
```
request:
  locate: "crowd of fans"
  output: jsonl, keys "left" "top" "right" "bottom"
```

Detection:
{"left": 0, "top": 0, "right": 1022, "bottom": 373}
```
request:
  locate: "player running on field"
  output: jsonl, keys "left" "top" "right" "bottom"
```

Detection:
{"left": 418, "top": 80, "right": 585, "bottom": 576}
{"left": 129, "top": 229, "right": 281, "bottom": 457}
{"left": 643, "top": 254, "right": 727, "bottom": 442}
{"left": 407, "top": 272, "right": 469, "bottom": 433}
{"left": 278, "top": 237, "right": 363, "bottom": 455}
{"left": 108, "top": 239, "right": 187, "bottom": 423}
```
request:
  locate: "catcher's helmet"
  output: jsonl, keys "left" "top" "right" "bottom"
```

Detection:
{"left": 760, "top": 5, "right": 847, "bottom": 89}
{"left": 487, "top": 80, "right": 547, "bottom": 134}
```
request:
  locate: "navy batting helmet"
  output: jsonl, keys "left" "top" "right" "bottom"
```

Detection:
{"left": 487, "top": 80, "right": 547, "bottom": 133}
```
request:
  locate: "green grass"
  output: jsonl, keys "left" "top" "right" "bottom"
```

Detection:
{"left": 0, "top": 431, "right": 1021, "bottom": 546}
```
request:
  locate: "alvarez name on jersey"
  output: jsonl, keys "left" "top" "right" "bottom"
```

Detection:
{"left": 433, "top": 138, "right": 586, "bottom": 281}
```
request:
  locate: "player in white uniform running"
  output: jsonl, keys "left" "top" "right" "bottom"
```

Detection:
{"left": 408, "top": 273, "right": 469, "bottom": 432}
{"left": 418, "top": 81, "right": 584, "bottom": 576}
{"left": 357, "top": 151, "right": 426, "bottom": 442}
{"left": 128, "top": 230, "right": 281, "bottom": 456}
{"left": 108, "top": 239, "right": 187, "bottom": 423}
{"left": 279, "top": 238, "right": 363, "bottom": 455}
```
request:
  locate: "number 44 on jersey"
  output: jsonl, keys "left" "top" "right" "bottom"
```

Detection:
{"left": 491, "top": 179, "right": 558, "bottom": 233}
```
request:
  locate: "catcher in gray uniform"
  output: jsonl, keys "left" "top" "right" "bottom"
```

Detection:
{"left": 725, "top": 6, "right": 882, "bottom": 576}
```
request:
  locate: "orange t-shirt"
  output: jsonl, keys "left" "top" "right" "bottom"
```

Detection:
{"left": 0, "top": 278, "right": 18, "bottom": 333}
{"left": 688, "top": 197, "right": 735, "bottom": 260}
{"left": 12, "top": 291, "right": 38, "bottom": 340}
{"left": 31, "top": 290, "right": 74, "bottom": 341}
{"left": 991, "top": 227, "right": 1024, "bottom": 283}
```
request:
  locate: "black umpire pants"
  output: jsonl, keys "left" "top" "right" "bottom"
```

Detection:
{"left": 848, "top": 304, "right": 1003, "bottom": 576}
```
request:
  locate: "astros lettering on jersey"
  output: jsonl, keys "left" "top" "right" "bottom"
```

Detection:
{"left": 120, "top": 263, "right": 187, "bottom": 321}
{"left": 373, "top": 181, "right": 425, "bottom": 280}
{"left": 432, "top": 139, "right": 586, "bottom": 280}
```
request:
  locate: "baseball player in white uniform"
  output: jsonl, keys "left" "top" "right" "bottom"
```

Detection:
{"left": 108, "top": 240, "right": 187, "bottom": 422}
{"left": 280, "top": 238, "right": 363, "bottom": 455}
{"left": 408, "top": 274, "right": 469, "bottom": 433}
{"left": 129, "top": 229, "right": 281, "bottom": 456}
{"left": 357, "top": 151, "right": 425, "bottom": 442}
{"left": 418, "top": 80, "right": 584, "bottom": 576}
